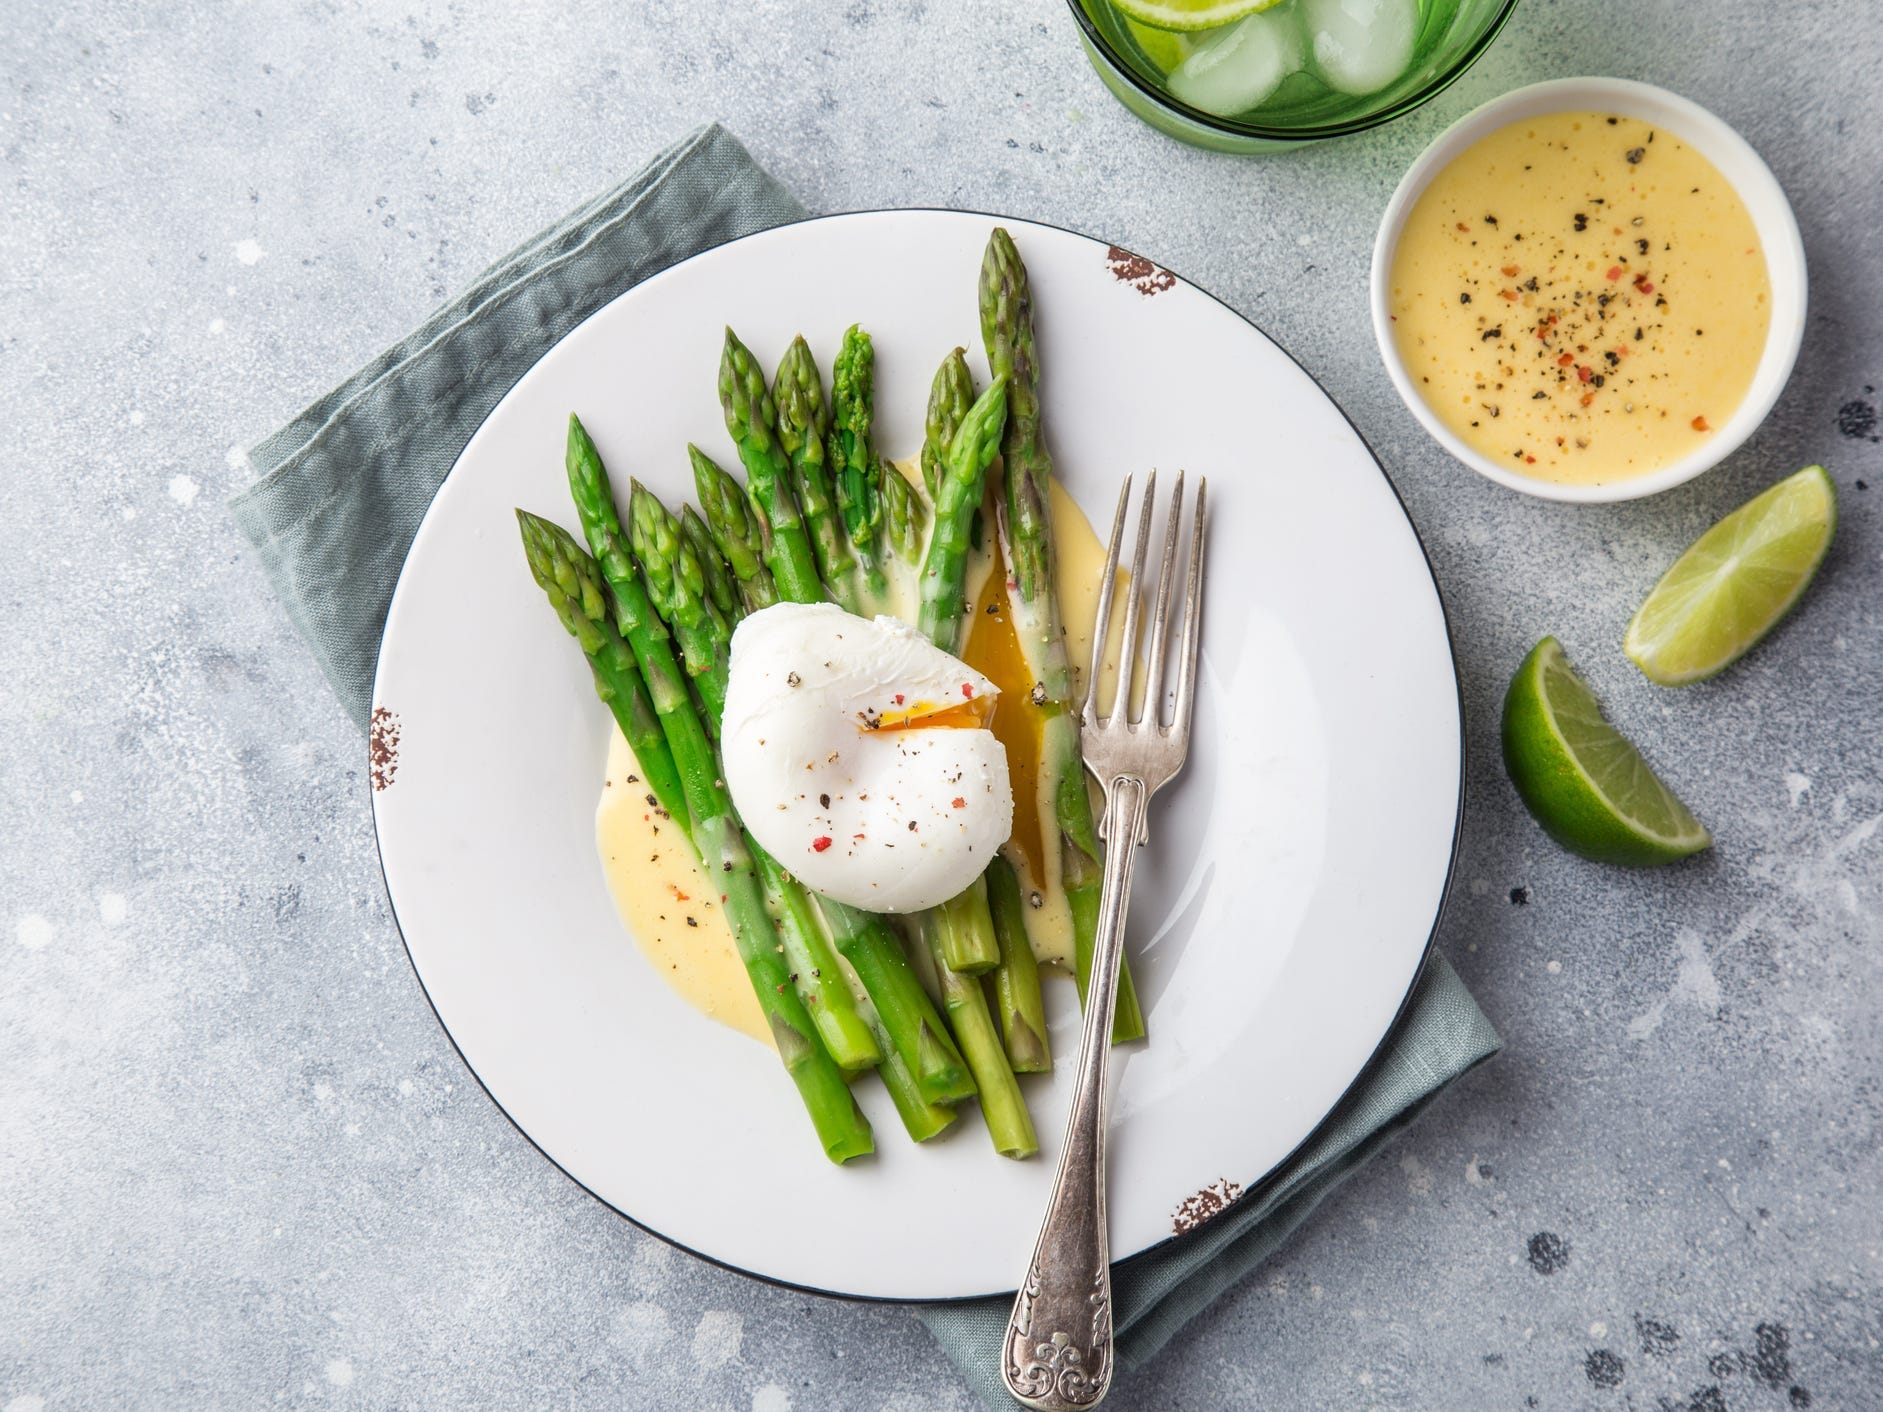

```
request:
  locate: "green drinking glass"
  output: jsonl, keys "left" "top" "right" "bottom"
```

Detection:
{"left": 1070, "top": 0, "right": 1522, "bottom": 153}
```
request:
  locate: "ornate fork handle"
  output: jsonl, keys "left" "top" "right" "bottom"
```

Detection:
{"left": 1001, "top": 774, "right": 1149, "bottom": 1411}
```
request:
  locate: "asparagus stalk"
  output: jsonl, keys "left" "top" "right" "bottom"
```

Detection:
{"left": 749, "top": 839, "right": 882, "bottom": 1071}
{"left": 869, "top": 1039, "right": 956, "bottom": 1152}
{"left": 643, "top": 461, "right": 978, "bottom": 1108}
{"left": 915, "top": 375, "right": 1009, "bottom": 979}
{"left": 772, "top": 336, "right": 860, "bottom": 610}
{"left": 680, "top": 504, "right": 739, "bottom": 620}
{"left": 912, "top": 911, "right": 1038, "bottom": 1159}
{"left": 566, "top": 420, "right": 877, "bottom": 1081}
{"left": 689, "top": 444, "right": 777, "bottom": 613}
{"left": 514, "top": 499, "right": 690, "bottom": 832}
{"left": 916, "top": 376, "right": 1008, "bottom": 653}
{"left": 986, "top": 852, "right": 1051, "bottom": 1073}
{"left": 878, "top": 457, "right": 928, "bottom": 568}
{"left": 980, "top": 227, "right": 1145, "bottom": 1043}
{"left": 627, "top": 479, "right": 731, "bottom": 725}
{"left": 820, "top": 898, "right": 976, "bottom": 1106}
{"left": 738, "top": 368, "right": 1005, "bottom": 991}
{"left": 864, "top": 999, "right": 959, "bottom": 1143}
{"left": 517, "top": 503, "right": 871, "bottom": 1163}
{"left": 921, "top": 347, "right": 975, "bottom": 499}
{"left": 829, "top": 325, "right": 887, "bottom": 602}
{"left": 624, "top": 478, "right": 880, "bottom": 1071}
{"left": 720, "top": 328, "right": 825, "bottom": 603}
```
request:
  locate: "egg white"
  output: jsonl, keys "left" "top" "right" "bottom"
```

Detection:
{"left": 720, "top": 602, "right": 1013, "bottom": 913}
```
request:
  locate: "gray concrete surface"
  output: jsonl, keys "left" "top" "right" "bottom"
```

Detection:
{"left": 3, "top": 0, "right": 1879, "bottom": 1407}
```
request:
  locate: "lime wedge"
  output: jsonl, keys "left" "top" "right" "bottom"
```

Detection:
{"left": 1123, "top": 16, "right": 1197, "bottom": 71}
{"left": 1502, "top": 637, "right": 1711, "bottom": 866}
{"left": 1111, "top": 0, "right": 1288, "bottom": 33}
{"left": 1624, "top": 465, "right": 1837, "bottom": 686}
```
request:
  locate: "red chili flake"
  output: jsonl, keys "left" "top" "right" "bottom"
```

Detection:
{"left": 951, "top": 797, "right": 966, "bottom": 809}
{"left": 1692, "top": 415, "right": 1711, "bottom": 431}
{"left": 1606, "top": 265, "right": 1624, "bottom": 280}
{"left": 811, "top": 836, "right": 833, "bottom": 852}
{"left": 1557, "top": 353, "right": 1575, "bottom": 367}
{"left": 893, "top": 694, "right": 904, "bottom": 705}
{"left": 961, "top": 683, "right": 974, "bottom": 698}
{"left": 1634, "top": 278, "right": 1655, "bottom": 294}
{"left": 1456, "top": 221, "right": 1470, "bottom": 231}
{"left": 1501, "top": 264, "right": 1520, "bottom": 277}
{"left": 1525, "top": 455, "right": 1537, "bottom": 464}
{"left": 1580, "top": 392, "right": 1596, "bottom": 408}
{"left": 1500, "top": 289, "right": 1519, "bottom": 301}
{"left": 1577, "top": 365, "right": 1594, "bottom": 383}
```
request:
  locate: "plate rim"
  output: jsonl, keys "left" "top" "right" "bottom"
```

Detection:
{"left": 366, "top": 206, "right": 1466, "bottom": 1305}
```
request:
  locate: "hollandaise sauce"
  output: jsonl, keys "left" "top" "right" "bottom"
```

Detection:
{"left": 1389, "top": 111, "right": 1770, "bottom": 486}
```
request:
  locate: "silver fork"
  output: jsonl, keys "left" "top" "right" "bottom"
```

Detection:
{"left": 1001, "top": 470, "right": 1208, "bottom": 1411}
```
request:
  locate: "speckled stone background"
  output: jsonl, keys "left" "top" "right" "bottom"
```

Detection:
{"left": 4, "top": 0, "right": 1879, "bottom": 1408}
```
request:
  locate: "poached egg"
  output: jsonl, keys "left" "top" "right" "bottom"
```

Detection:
{"left": 720, "top": 602, "right": 1013, "bottom": 913}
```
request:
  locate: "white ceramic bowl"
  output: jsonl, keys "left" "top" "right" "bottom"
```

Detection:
{"left": 1370, "top": 77, "right": 1807, "bottom": 503}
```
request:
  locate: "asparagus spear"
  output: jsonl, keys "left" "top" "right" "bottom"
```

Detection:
{"left": 920, "top": 347, "right": 975, "bottom": 500}
{"left": 981, "top": 227, "right": 1145, "bottom": 1044}
{"left": 517, "top": 504, "right": 871, "bottom": 1163}
{"left": 986, "top": 852, "right": 1051, "bottom": 1073}
{"left": 911, "top": 911, "right": 1038, "bottom": 1160}
{"left": 916, "top": 376, "right": 1007, "bottom": 654}
{"left": 712, "top": 325, "right": 1032, "bottom": 1151}
{"left": 623, "top": 477, "right": 879, "bottom": 1071}
{"left": 820, "top": 898, "right": 976, "bottom": 1106}
{"left": 637, "top": 468, "right": 977, "bottom": 1109}
{"left": 720, "top": 328, "right": 825, "bottom": 603}
{"left": 878, "top": 457, "right": 928, "bottom": 568}
{"left": 772, "top": 336, "right": 860, "bottom": 610}
{"left": 514, "top": 499, "right": 690, "bottom": 832}
{"left": 871, "top": 1017, "right": 959, "bottom": 1143}
{"left": 749, "top": 838, "right": 882, "bottom": 1072}
{"left": 627, "top": 479, "right": 731, "bottom": 725}
{"left": 922, "top": 350, "right": 979, "bottom": 500}
{"left": 680, "top": 504, "right": 739, "bottom": 620}
{"left": 829, "top": 325, "right": 887, "bottom": 601}
{"left": 914, "top": 377, "right": 1009, "bottom": 980}
{"left": 689, "top": 444, "right": 778, "bottom": 613}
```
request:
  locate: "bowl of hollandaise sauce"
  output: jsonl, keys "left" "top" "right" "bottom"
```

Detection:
{"left": 1371, "top": 77, "right": 1806, "bottom": 502}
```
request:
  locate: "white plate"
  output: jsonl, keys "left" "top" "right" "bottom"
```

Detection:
{"left": 371, "top": 210, "right": 1461, "bottom": 1301}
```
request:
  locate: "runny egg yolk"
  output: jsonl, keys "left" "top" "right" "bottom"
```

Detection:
{"left": 963, "top": 543, "right": 1046, "bottom": 886}
{"left": 873, "top": 694, "right": 996, "bottom": 732}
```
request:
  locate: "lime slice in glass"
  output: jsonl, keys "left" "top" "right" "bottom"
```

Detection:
{"left": 1111, "top": 0, "right": 1288, "bottom": 34}
{"left": 1624, "top": 465, "right": 1837, "bottom": 687}
{"left": 1502, "top": 637, "right": 1711, "bottom": 867}
{"left": 1123, "top": 16, "right": 1197, "bottom": 71}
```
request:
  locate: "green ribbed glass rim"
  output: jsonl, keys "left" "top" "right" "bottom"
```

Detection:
{"left": 1067, "top": 0, "right": 1524, "bottom": 145}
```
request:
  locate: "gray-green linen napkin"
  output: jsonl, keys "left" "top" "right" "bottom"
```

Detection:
{"left": 231, "top": 124, "right": 805, "bottom": 727}
{"left": 228, "top": 122, "right": 1500, "bottom": 1408}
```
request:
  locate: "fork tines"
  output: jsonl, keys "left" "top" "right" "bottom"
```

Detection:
{"left": 1084, "top": 470, "right": 1208, "bottom": 736}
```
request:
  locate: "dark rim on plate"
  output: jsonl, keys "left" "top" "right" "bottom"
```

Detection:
{"left": 367, "top": 208, "right": 1469, "bottom": 1304}
{"left": 1064, "top": 0, "right": 1523, "bottom": 144}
